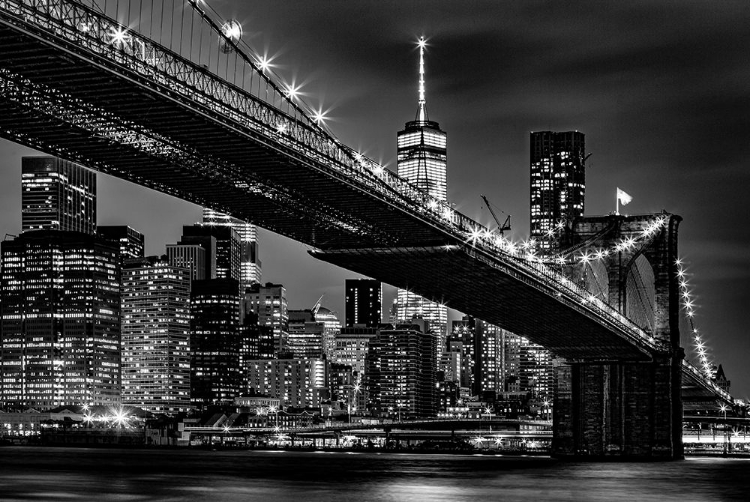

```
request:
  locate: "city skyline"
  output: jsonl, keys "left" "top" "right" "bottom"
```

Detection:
{"left": 0, "top": 1, "right": 748, "bottom": 396}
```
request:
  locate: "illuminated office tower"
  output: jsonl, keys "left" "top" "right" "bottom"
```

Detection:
{"left": 121, "top": 257, "right": 191, "bottom": 413}
{"left": 166, "top": 243, "right": 208, "bottom": 281}
{"left": 243, "top": 283, "right": 288, "bottom": 356}
{"left": 97, "top": 226, "right": 145, "bottom": 260}
{"left": 246, "top": 358, "right": 328, "bottom": 408}
{"left": 201, "top": 208, "right": 261, "bottom": 291}
{"left": 313, "top": 303, "right": 341, "bottom": 359}
{"left": 180, "top": 224, "right": 240, "bottom": 282}
{"left": 190, "top": 278, "right": 242, "bottom": 407}
{"left": 21, "top": 156, "right": 96, "bottom": 234}
{"left": 397, "top": 38, "right": 447, "bottom": 201}
{"left": 0, "top": 231, "right": 120, "bottom": 410}
{"left": 530, "top": 131, "right": 586, "bottom": 251}
{"left": 366, "top": 319, "right": 437, "bottom": 418}
{"left": 396, "top": 37, "right": 448, "bottom": 339}
{"left": 287, "top": 309, "right": 325, "bottom": 360}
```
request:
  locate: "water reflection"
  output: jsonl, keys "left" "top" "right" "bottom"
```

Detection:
{"left": 0, "top": 448, "right": 748, "bottom": 501}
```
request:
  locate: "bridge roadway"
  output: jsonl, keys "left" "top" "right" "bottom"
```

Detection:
{"left": 0, "top": 0, "right": 730, "bottom": 403}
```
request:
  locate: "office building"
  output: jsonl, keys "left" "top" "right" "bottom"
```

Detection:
{"left": 97, "top": 226, "right": 145, "bottom": 260}
{"left": 239, "top": 312, "right": 274, "bottom": 393}
{"left": 121, "top": 257, "right": 191, "bottom": 413}
{"left": 0, "top": 231, "right": 120, "bottom": 410}
{"left": 201, "top": 208, "right": 261, "bottom": 290}
{"left": 397, "top": 38, "right": 447, "bottom": 201}
{"left": 366, "top": 319, "right": 437, "bottom": 418}
{"left": 21, "top": 156, "right": 96, "bottom": 234}
{"left": 287, "top": 309, "right": 326, "bottom": 360}
{"left": 313, "top": 304, "right": 341, "bottom": 359}
{"left": 190, "top": 279, "right": 242, "bottom": 407}
{"left": 333, "top": 326, "right": 380, "bottom": 411}
{"left": 530, "top": 131, "right": 586, "bottom": 251}
{"left": 395, "top": 37, "right": 448, "bottom": 345}
{"left": 166, "top": 243, "right": 208, "bottom": 281}
{"left": 246, "top": 358, "right": 329, "bottom": 408}
{"left": 181, "top": 224, "right": 241, "bottom": 283}
{"left": 518, "top": 337, "right": 554, "bottom": 401}
{"left": 345, "top": 279, "right": 382, "bottom": 328}
{"left": 448, "top": 318, "right": 476, "bottom": 391}
{"left": 333, "top": 326, "right": 379, "bottom": 376}
{"left": 243, "top": 283, "right": 288, "bottom": 355}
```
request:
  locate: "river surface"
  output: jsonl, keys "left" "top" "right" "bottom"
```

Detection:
{"left": 0, "top": 447, "right": 748, "bottom": 501}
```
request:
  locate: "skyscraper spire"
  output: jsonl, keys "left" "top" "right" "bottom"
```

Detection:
{"left": 417, "top": 37, "right": 428, "bottom": 122}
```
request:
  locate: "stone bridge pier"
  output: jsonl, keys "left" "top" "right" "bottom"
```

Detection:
{"left": 551, "top": 213, "right": 684, "bottom": 460}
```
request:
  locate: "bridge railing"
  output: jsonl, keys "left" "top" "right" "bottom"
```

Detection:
{"left": 682, "top": 359, "right": 733, "bottom": 402}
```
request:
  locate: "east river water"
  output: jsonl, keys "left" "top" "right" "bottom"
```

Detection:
{"left": 1, "top": 447, "right": 748, "bottom": 501}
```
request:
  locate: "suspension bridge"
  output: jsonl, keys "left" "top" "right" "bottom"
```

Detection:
{"left": 0, "top": 0, "right": 737, "bottom": 459}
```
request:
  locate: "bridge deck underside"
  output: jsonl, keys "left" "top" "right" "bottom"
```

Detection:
{"left": 0, "top": 20, "right": 452, "bottom": 250}
{"left": 313, "top": 246, "right": 651, "bottom": 361}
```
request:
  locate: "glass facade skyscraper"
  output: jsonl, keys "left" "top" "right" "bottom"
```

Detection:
{"left": 201, "top": 208, "right": 261, "bottom": 292}
{"left": 190, "top": 278, "right": 242, "bottom": 407}
{"left": 21, "top": 156, "right": 96, "bottom": 234}
{"left": 396, "top": 38, "right": 448, "bottom": 338}
{"left": 530, "top": 131, "right": 586, "bottom": 251}
{"left": 97, "top": 226, "right": 145, "bottom": 261}
{"left": 0, "top": 231, "right": 120, "bottom": 410}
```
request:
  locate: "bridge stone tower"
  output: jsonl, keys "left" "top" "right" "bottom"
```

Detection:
{"left": 552, "top": 213, "right": 684, "bottom": 459}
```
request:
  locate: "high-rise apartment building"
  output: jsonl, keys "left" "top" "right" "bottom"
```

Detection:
{"left": 121, "top": 257, "right": 191, "bottom": 413}
{"left": 246, "top": 358, "right": 328, "bottom": 408}
{"left": 97, "top": 226, "right": 145, "bottom": 260}
{"left": 530, "top": 131, "right": 586, "bottom": 251}
{"left": 201, "top": 208, "right": 261, "bottom": 291}
{"left": 345, "top": 279, "right": 382, "bottom": 328}
{"left": 243, "top": 283, "right": 288, "bottom": 355}
{"left": 190, "top": 279, "right": 242, "bottom": 407}
{"left": 21, "top": 156, "right": 96, "bottom": 234}
{"left": 396, "top": 38, "right": 448, "bottom": 340}
{"left": 366, "top": 319, "right": 437, "bottom": 418}
{"left": 0, "top": 231, "right": 120, "bottom": 410}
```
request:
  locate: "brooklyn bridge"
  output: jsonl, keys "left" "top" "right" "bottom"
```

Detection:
{"left": 0, "top": 0, "right": 737, "bottom": 459}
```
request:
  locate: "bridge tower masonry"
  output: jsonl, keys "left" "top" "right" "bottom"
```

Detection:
{"left": 552, "top": 213, "right": 684, "bottom": 460}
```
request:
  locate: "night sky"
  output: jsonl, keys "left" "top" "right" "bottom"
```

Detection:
{"left": 1, "top": 1, "right": 748, "bottom": 397}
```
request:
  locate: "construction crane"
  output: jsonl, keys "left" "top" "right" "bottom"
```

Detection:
{"left": 480, "top": 195, "right": 511, "bottom": 236}
{"left": 311, "top": 294, "right": 325, "bottom": 316}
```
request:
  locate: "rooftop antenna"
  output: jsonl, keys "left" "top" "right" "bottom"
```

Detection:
{"left": 416, "top": 37, "right": 428, "bottom": 122}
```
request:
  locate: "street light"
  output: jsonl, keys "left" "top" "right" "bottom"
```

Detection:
{"left": 720, "top": 404, "right": 728, "bottom": 454}
{"left": 268, "top": 405, "right": 279, "bottom": 430}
